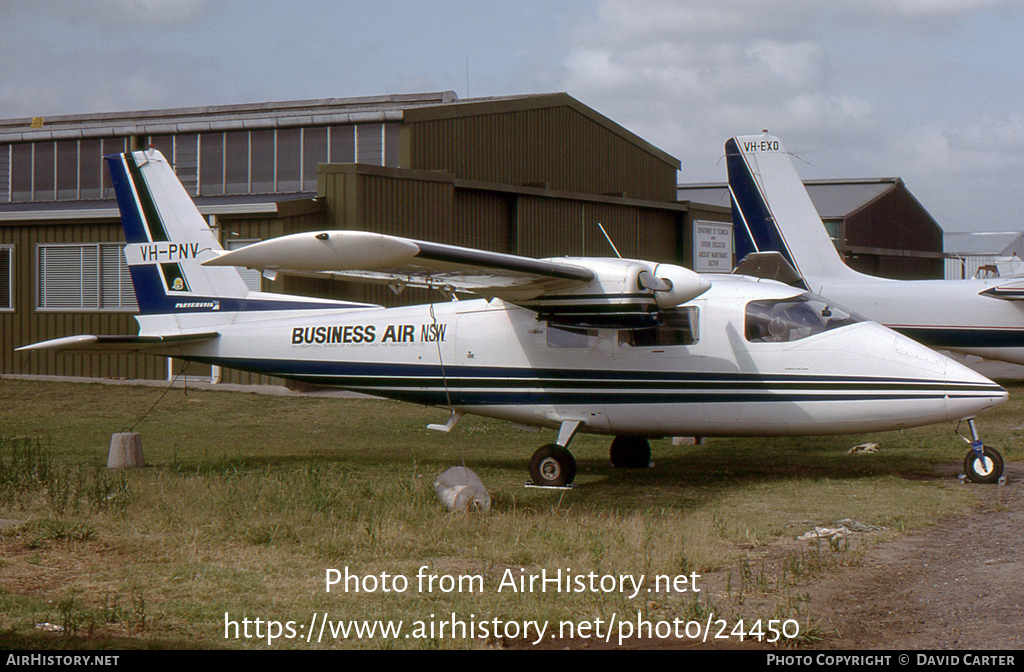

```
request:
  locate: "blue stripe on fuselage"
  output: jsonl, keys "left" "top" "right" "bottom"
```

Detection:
{"left": 177, "top": 356, "right": 1000, "bottom": 407}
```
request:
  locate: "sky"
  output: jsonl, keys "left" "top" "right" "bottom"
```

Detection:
{"left": 2, "top": 0, "right": 1024, "bottom": 234}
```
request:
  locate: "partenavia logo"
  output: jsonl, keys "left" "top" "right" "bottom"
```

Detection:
{"left": 175, "top": 301, "right": 220, "bottom": 310}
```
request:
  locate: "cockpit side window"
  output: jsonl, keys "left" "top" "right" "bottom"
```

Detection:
{"left": 745, "top": 295, "right": 863, "bottom": 343}
{"left": 547, "top": 325, "right": 599, "bottom": 349}
{"left": 619, "top": 306, "right": 699, "bottom": 347}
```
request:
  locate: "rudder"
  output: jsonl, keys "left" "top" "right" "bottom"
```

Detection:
{"left": 725, "top": 134, "right": 862, "bottom": 286}
{"left": 106, "top": 149, "right": 252, "bottom": 314}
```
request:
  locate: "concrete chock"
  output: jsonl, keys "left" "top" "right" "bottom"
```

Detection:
{"left": 434, "top": 466, "right": 491, "bottom": 513}
{"left": 108, "top": 432, "right": 145, "bottom": 469}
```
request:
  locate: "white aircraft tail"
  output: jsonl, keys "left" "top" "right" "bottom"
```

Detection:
{"left": 106, "top": 149, "right": 253, "bottom": 314}
{"left": 107, "top": 149, "right": 373, "bottom": 320}
{"left": 725, "top": 134, "right": 863, "bottom": 286}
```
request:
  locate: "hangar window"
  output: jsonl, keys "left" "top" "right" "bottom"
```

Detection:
{"left": 330, "top": 125, "right": 355, "bottom": 163}
{"left": 37, "top": 244, "right": 137, "bottom": 311}
{"left": 618, "top": 307, "right": 699, "bottom": 347}
{"left": 0, "top": 246, "right": 12, "bottom": 311}
{"left": 250, "top": 130, "right": 276, "bottom": 194}
{"left": 0, "top": 145, "right": 9, "bottom": 202}
{"left": 277, "top": 128, "right": 302, "bottom": 192}
{"left": 303, "top": 127, "right": 328, "bottom": 192}
{"left": 11, "top": 144, "right": 31, "bottom": 202}
{"left": 6, "top": 138, "right": 126, "bottom": 203}
{"left": 357, "top": 124, "right": 383, "bottom": 166}
{"left": 224, "top": 131, "right": 250, "bottom": 194}
{"left": 56, "top": 141, "right": 78, "bottom": 200}
{"left": 745, "top": 294, "right": 863, "bottom": 343}
{"left": 33, "top": 142, "right": 55, "bottom": 202}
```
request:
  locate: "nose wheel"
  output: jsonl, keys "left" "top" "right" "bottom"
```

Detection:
{"left": 962, "top": 418, "right": 1004, "bottom": 484}
{"left": 964, "top": 446, "right": 1004, "bottom": 484}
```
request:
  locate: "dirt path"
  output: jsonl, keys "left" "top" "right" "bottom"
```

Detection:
{"left": 800, "top": 463, "right": 1024, "bottom": 649}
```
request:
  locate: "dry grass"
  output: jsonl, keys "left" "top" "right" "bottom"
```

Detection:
{"left": 0, "top": 377, "right": 1016, "bottom": 649}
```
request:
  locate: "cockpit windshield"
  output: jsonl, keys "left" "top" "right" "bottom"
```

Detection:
{"left": 745, "top": 294, "right": 866, "bottom": 343}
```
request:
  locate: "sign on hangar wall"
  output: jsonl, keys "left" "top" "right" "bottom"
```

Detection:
{"left": 692, "top": 221, "right": 733, "bottom": 272}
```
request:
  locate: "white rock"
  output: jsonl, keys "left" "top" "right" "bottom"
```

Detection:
{"left": 434, "top": 467, "right": 490, "bottom": 512}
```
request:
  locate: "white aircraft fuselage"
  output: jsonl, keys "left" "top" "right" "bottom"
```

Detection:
{"left": 144, "top": 274, "right": 1004, "bottom": 438}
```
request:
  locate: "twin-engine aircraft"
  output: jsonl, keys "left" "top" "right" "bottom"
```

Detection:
{"left": 727, "top": 132, "right": 1022, "bottom": 482}
{"left": 19, "top": 149, "right": 1008, "bottom": 486}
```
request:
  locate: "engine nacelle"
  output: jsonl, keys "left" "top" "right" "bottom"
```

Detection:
{"left": 648, "top": 263, "right": 712, "bottom": 309}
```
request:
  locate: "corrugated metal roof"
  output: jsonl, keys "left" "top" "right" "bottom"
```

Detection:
{"left": 1, "top": 90, "right": 679, "bottom": 168}
{"left": 804, "top": 179, "right": 896, "bottom": 219}
{"left": 677, "top": 178, "right": 900, "bottom": 219}
{"left": 0, "top": 91, "right": 460, "bottom": 143}
{"left": 675, "top": 183, "right": 732, "bottom": 209}
{"left": 945, "top": 231, "right": 1024, "bottom": 255}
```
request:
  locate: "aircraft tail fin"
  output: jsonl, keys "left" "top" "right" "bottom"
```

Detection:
{"left": 725, "top": 134, "right": 862, "bottom": 286}
{"left": 106, "top": 149, "right": 252, "bottom": 315}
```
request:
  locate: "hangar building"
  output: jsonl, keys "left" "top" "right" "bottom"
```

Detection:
{"left": 0, "top": 91, "right": 729, "bottom": 384}
{"left": 678, "top": 177, "right": 945, "bottom": 280}
{"left": 944, "top": 231, "right": 1024, "bottom": 279}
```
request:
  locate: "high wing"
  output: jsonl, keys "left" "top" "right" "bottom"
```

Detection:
{"left": 16, "top": 332, "right": 220, "bottom": 354}
{"left": 204, "top": 230, "right": 712, "bottom": 329}
{"left": 204, "top": 230, "right": 594, "bottom": 299}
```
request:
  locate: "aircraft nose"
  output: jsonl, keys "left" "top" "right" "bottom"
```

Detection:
{"left": 943, "top": 356, "right": 1008, "bottom": 420}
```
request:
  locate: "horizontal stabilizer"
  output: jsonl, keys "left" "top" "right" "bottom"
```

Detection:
{"left": 733, "top": 251, "right": 806, "bottom": 287}
{"left": 17, "top": 332, "right": 219, "bottom": 353}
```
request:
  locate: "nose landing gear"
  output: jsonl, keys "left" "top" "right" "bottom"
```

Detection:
{"left": 962, "top": 417, "right": 1004, "bottom": 484}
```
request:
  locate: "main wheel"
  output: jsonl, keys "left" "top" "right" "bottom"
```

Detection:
{"left": 964, "top": 446, "right": 1004, "bottom": 484}
{"left": 609, "top": 436, "right": 652, "bottom": 468}
{"left": 529, "top": 444, "right": 577, "bottom": 487}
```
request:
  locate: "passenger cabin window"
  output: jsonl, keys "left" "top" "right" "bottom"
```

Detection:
{"left": 547, "top": 326, "right": 599, "bottom": 349}
{"left": 618, "top": 307, "right": 699, "bottom": 347}
{"left": 745, "top": 295, "right": 863, "bottom": 343}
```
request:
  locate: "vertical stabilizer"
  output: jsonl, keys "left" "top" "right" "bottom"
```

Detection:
{"left": 106, "top": 150, "right": 252, "bottom": 314}
{"left": 726, "top": 134, "right": 862, "bottom": 286}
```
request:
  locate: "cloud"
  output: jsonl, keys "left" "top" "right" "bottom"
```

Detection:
{"left": 545, "top": 0, "right": 1024, "bottom": 229}
{"left": 8, "top": 0, "right": 211, "bottom": 27}
{"left": 554, "top": 2, "right": 875, "bottom": 175}
{"left": 860, "top": 0, "right": 1013, "bottom": 17}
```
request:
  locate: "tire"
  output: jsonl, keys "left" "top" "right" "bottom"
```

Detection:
{"left": 964, "top": 446, "right": 1004, "bottom": 484}
{"left": 529, "top": 444, "right": 577, "bottom": 487}
{"left": 609, "top": 436, "right": 652, "bottom": 469}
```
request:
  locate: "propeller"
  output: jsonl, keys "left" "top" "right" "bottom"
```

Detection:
{"left": 641, "top": 264, "right": 712, "bottom": 309}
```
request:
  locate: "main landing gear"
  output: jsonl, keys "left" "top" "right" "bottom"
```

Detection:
{"left": 528, "top": 421, "right": 581, "bottom": 488}
{"left": 962, "top": 417, "right": 1004, "bottom": 484}
{"left": 527, "top": 422, "right": 655, "bottom": 487}
{"left": 609, "top": 436, "right": 652, "bottom": 469}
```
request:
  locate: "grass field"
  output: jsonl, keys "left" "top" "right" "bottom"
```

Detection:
{"left": 0, "top": 377, "right": 1019, "bottom": 649}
